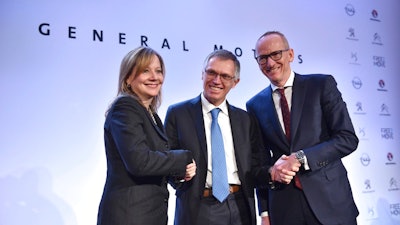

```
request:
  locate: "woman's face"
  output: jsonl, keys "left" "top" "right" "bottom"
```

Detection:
{"left": 127, "top": 55, "right": 164, "bottom": 106}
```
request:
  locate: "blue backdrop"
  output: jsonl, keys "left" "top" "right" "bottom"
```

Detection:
{"left": 1, "top": 0, "right": 399, "bottom": 224}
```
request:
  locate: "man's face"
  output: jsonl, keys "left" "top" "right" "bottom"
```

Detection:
{"left": 255, "top": 34, "right": 294, "bottom": 87}
{"left": 202, "top": 57, "right": 239, "bottom": 106}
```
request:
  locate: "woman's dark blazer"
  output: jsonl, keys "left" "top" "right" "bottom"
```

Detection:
{"left": 97, "top": 95, "right": 192, "bottom": 225}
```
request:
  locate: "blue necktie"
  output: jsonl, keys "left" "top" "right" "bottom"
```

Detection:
{"left": 210, "top": 108, "right": 229, "bottom": 202}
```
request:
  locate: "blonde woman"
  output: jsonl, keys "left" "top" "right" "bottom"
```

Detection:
{"left": 97, "top": 47, "right": 196, "bottom": 225}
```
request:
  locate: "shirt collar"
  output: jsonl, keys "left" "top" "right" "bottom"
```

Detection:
{"left": 201, "top": 92, "right": 228, "bottom": 115}
{"left": 271, "top": 70, "right": 295, "bottom": 92}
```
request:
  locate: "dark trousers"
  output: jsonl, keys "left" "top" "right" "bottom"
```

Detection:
{"left": 196, "top": 191, "right": 252, "bottom": 225}
{"left": 270, "top": 183, "right": 357, "bottom": 225}
{"left": 270, "top": 183, "right": 322, "bottom": 225}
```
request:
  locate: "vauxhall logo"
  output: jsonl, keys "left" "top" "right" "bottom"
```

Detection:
{"left": 377, "top": 82, "right": 388, "bottom": 91}
{"left": 387, "top": 152, "right": 394, "bottom": 161}
{"left": 378, "top": 79, "right": 385, "bottom": 89}
{"left": 370, "top": 9, "right": 381, "bottom": 22}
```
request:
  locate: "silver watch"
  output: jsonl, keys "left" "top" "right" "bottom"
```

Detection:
{"left": 295, "top": 150, "right": 305, "bottom": 164}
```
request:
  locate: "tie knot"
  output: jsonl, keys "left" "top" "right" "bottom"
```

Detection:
{"left": 277, "top": 88, "right": 285, "bottom": 96}
{"left": 210, "top": 108, "right": 221, "bottom": 120}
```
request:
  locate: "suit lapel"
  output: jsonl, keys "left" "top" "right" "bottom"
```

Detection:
{"left": 147, "top": 111, "right": 169, "bottom": 142}
{"left": 290, "top": 73, "right": 306, "bottom": 148}
{"left": 227, "top": 103, "right": 243, "bottom": 161}
{"left": 263, "top": 86, "right": 290, "bottom": 146}
{"left": 188, "top": 96, "right": 208, "bottom": 163}
{"left": 227, "top": 104, "right": 247, "bottom": 183}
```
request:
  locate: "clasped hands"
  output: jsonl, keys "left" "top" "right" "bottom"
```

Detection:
{"left": 184, "top": 159, "right": 197, "bottom": 181}
{"left": 270, "top": 154, "right": 301, "bottom": 184}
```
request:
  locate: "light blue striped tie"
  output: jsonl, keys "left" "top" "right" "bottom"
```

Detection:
{"left": 210, "top": 108, "right": 229, "bottom": 202}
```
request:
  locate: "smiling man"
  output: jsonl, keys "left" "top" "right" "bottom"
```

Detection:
{"left": 164, "top": 49, "right": 268, "bottom": 225}
{"left": 247, "top": 31, "right": 359, "bottom": 225}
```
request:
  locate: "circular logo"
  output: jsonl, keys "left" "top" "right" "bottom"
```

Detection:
{"left": 345, "top": 4, "right": 356, "bottom": 16}
{"left": 360, "top": 153, "right": 371, "bottom": 166}
{"left": 352, "top": 77, "right": 362, "bottom": 89}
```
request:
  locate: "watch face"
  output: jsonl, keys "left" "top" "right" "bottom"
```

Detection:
{"left": 296, "top": 151, "right": 305, "bottom": 164}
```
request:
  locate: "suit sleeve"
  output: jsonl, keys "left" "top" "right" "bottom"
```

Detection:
{"left": 164, "top": 105, "right": 198, "bottom": 189}
{"left": 107, "top": 98, "right": 192, "bottom": 177}
{"left": 247, "top": 109, "right": 270, "bottom": 214}
{"left": 164, "top": 105, "right": 181, "bottom": 150}
{"left": 304, "top": 75, "right": 359, "bottom": 171}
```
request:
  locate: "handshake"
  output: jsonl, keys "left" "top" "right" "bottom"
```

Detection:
{"left": 172, "top": 159, "right": 197, "bottom": 184}
{"left": 270, "top": 151, "right": 304, "bottom": 184}
{"left": 184, "top": 159, "right": 197, "bottom": 181}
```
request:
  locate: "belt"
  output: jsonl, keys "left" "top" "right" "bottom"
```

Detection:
{"left": 203, "top": 185, "right": 241, "bottom": 197}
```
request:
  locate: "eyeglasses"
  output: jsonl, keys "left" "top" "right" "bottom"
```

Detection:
{"left": 204, "top": 69, "right": 235, "bottom": 81}
{"left": 255, "top": 49, "right": 289, "bottom": 65}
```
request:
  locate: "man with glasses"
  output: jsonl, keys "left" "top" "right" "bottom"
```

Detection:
{"left": 246, "top": 31, "right": 359, "bottom": 225}
{"left": 165, "top": 49, "right": 268, "bottom": 225}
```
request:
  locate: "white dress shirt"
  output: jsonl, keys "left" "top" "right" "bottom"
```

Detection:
{"left": 201, "top": 93, "right": 241, "bottom": 188}
{"left": 270, "top": 70, "right": 309, "bottom": 170}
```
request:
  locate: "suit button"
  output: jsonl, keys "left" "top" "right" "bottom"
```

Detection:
{"left": 164, "top": 198, "right": 168, "bottom": 203}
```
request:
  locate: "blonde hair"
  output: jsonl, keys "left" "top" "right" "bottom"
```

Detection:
{"left": 116, "top": 46, "right": 165, "bottom": 112}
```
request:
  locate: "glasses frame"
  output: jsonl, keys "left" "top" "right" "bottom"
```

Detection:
{"left": 255, "top": 49, "right": 290, "bottom": 65}
{"left": 204, "top": 69, "right": 236, "bottom": 81}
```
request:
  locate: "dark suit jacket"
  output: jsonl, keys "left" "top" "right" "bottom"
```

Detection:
{"left": 164, "top": 95, "right": 268, "bottom": 225}
{"left": 246, "top": 73, "right": 359, "bottom": 224}
{"left": 97, "top": 95, "right": 192, "bottom": 225}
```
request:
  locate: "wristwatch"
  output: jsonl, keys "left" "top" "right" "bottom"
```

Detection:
{"left": 295, "top": 150, "right": 306, "bottom": 164}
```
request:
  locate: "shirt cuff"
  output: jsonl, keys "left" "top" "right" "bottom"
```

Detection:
{"left": 260, "top": 211, "right": 269, "bottom": 217}
{"left": 303, "top": 155, "right": 310, "bottom": 170}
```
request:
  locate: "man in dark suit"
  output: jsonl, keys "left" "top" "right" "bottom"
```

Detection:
{"left": 165, "top": 49, "right": 268, "bottom": 225}
{"left": 246, "top": 31, "right": 359, "bottom": 225}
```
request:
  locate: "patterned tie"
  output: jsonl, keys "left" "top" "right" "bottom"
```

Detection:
{"left": 277, "top": 88, "right": 302, "bottom": 189}
{"left": 210, "top": 108, "right": 229, "bottom": 202}
{"left": 277, "top": 88, "right": 291, "bottom": 141}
